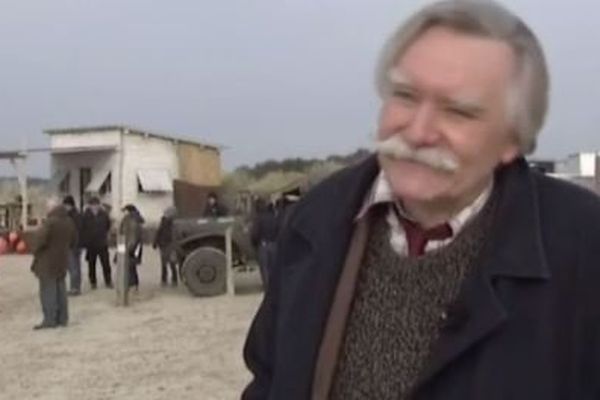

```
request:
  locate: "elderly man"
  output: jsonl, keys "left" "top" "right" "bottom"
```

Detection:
{"left": 242, "top": 1, "right": 600, "bottom": 399}
{"left": 31, "top": 197, "right": 77, "bottom": 329}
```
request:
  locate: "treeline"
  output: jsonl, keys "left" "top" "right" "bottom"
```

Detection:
{"left": 235, "top": 148, "right": 370, "bottom": 180}
{"left": 223, "top": 148, "right": 371, "bottom": 194}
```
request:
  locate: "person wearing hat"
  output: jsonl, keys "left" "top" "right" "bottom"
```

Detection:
{"left": 81, "top": 197, "right": 113, "bottom": 289}
{"left": 62, "top": 195, "right": 83, "bottom": 296}
{"left": 203, "top": 192, "right": 228, "bottom": 218}
{"left": 120, "top": 204, "right": 145, "bottom": 290}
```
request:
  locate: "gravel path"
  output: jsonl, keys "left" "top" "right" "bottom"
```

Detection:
{"left": 0, "top": 252, "right": 263, "bottom": 400}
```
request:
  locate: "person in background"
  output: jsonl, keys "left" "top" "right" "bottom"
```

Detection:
{"left": 62, "top": 195, "right": 83, "bottom": 296}
{"left": 275, "top": 191, "right": 300, "bottom": 232}
{"left": 81, "top": 197, "right": 112, "bottom": 289}
{"left": 120, "top": 204, "right": 144, "bottom": 291}
{"left": 30, "top": 197, "right": 76, "bottom": 330}
{"left": 203, "top": 192, "right": 228, "bottom": 218}
{"left": 250, "top": 198, "right": 279, "bottom": 289}
{"left": 153, "top": 206, "right": 178, "bottom": 287}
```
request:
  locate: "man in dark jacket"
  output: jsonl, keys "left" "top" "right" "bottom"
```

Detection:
{"left": 63, "top": 195, "right": 83, "bottom": 295}
{"left": 81, "top": 197, "right": 112, "bottom": 289}
{"left": 242, "top": 1, "right": 600, "bottom": 399}
{"left": 250, "top": 199, "right": 280, "bottom": 289}
{"left": 31, "top": 197, "right": 77, "bottom": 329}
{"left": 203, "top": 192, "right": 228, "bottom": 218}
{"left": 153, "top": 206, "right": 178, "bottom": 287}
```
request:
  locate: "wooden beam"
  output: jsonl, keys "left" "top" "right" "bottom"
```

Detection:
{"left": 9, "top": 157, "right": 28, "bottom": 231}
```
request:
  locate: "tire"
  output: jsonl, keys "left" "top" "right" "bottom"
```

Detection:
{"left": 181, "top": 247, "right": 227, "bottom": 297}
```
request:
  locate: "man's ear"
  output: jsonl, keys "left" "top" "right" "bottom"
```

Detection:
{"left": 499, "top": 140, "right": 520, "bottom": 165}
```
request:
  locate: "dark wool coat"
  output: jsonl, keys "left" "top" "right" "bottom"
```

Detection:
{"left": 242, "top": 156, "right": 600, "bottom": 400}
{"left": 31, "top": 206, "right": 77, "bottom": 280}
{"left": 66, "top": 207, "right": 83, "bottom": 248}
{"left": 153, "top": 216, "right": 174, "bottom": 249}
{"left": 81, "top": 208, "right": 111, "bottom": 249}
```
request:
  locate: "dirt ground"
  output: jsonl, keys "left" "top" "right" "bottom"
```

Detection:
{"left": 0, "top": 250, "right": 263, "bottom": 400}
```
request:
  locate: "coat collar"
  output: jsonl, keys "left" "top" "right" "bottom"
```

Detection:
{"left": 484, "top": 158, "right": 550, "bottom": 280}
{"left": 289, "top": 155, "right": 380, "bottom": 246}
{"left": 291, "top": 155, "right": 549, "bottom": 281}
{"left": 47, "top": 205, "right": 68, "bottom": 219}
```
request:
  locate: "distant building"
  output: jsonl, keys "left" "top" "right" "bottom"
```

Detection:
{"left": 46, "top": 125, "right": 222, "bottom": 225}
{"left": 551, "top": 152, "right": 600, "bottom": 195}
{"left": 554, "top": 152, "right": 598, "bottom": 177}
{"left": 527, "top": 158, "right": 555, "bottom": 174}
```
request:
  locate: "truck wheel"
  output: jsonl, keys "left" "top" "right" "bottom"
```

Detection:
{"left": 181, "top": 247, "right": 227, "bottom": 296}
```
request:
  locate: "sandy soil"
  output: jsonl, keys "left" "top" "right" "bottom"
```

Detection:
{"left": 0, "top": 251, "right": 263, "bottom": 400}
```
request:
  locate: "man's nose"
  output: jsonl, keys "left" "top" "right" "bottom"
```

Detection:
{"left": 403, "top": 102, "right": 440, "bottom": 146}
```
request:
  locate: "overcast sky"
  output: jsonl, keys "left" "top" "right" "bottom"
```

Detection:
{"left": 0, "top": 0, "right": 599, "bottom": 177}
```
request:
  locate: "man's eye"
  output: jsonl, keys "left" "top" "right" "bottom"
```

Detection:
{"left": 446, "top": 107, "right": 476, "bottom": 119}
{"left": 392, "top": 90, "right": 416, "bottom": 102}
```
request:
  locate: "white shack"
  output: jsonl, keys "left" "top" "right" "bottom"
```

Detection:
{"left": 551, "top": 152, "right": 600, "bottom": 195}
{"left": 46, "top": 125, "right": 222, "bottom": 225}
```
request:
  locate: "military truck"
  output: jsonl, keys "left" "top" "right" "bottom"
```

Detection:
{"left": 172, "top": 216, "right": 257, "bottom": 296}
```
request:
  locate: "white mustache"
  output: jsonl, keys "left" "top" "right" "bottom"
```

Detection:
{"left": 374, "top": 135, "right": 459, "bottom": 172}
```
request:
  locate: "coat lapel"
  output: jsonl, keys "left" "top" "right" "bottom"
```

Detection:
{"left": 289, "top": 155, "right": 380, "bottom": 260}
{"left": 280, "top": 156, "right": 380, "bottom": 384}
{"left": 417, "top": 159, "right": 551, "bottom": 386}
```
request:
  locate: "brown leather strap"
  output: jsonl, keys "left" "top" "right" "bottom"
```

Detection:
{"left": 311, "top": 215, "right": 371, "bottom": 400}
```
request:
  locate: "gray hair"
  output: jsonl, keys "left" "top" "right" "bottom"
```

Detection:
{"left": 46, "top": 196, "right": 61, "bottom": 212}
{"left": 375, "top": 0, "right": 549, "bottom": 154}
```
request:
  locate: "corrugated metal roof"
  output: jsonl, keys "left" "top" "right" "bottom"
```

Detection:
{"left": 44, "top": 125, "right": 222, "bottom": 152}
{"left": 51, "top": 146, "right": 117, "bottom": 154}
{"left": 137, "top": 169, "right": 173, "bottom": 192}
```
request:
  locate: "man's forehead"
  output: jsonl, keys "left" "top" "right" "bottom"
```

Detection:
{"left": 387, "top": 29, "right": 515, "bottom": 97}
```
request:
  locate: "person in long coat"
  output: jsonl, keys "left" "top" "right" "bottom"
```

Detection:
{"left": 153, "top": 206, "right": 178, "bottom": 287}
{"left": 30, "top": 197, "right": 77, "bottom": 329}
{"left": 120, "top": 204, "right": 144, "bottom": 290}
{"left": 250, "top": 199, "right": 279, "bottom": 289}
{"left": 242, "top": 2, "right": 600, "bottom": 399}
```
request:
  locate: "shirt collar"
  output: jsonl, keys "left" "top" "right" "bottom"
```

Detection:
{"left": 355, "top": 170, "right": 493, "bottom": 234}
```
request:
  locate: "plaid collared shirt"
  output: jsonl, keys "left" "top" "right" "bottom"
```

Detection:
{"left": 355, "top": 171, "right": 492, "bottom": 256}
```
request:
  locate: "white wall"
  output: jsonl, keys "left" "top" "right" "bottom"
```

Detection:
{"left": 581, "top": 153, "right": 597, "bottom": 176}
{"left": 50, "top": 130, "right": 121, "bottom": 149}
{"left": 121, "top": 134, "right": 179, "bottom": 226}
{"left": 49, "top": 129, "right": 190, "bottom": 226}
{"left": 555, "top": 152, "right": 598, "bottom": 177}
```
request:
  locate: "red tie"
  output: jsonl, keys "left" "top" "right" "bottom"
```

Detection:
{"left": 394, "top": 208, "right": 453, "bottom": 257}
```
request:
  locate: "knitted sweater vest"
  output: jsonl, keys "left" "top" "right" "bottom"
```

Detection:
{"left": 330, "top": 201, "right": 494, "bottom": 400}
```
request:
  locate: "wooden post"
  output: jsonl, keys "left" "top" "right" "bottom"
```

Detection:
{"left": 225, "top": 225, "right": 235, "bottom": 296}
{"left": 10, "top": 157, "right": 28, "bottom": 230}
{"left": 115, "top": 235, "right": 129, "bottom": 306}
